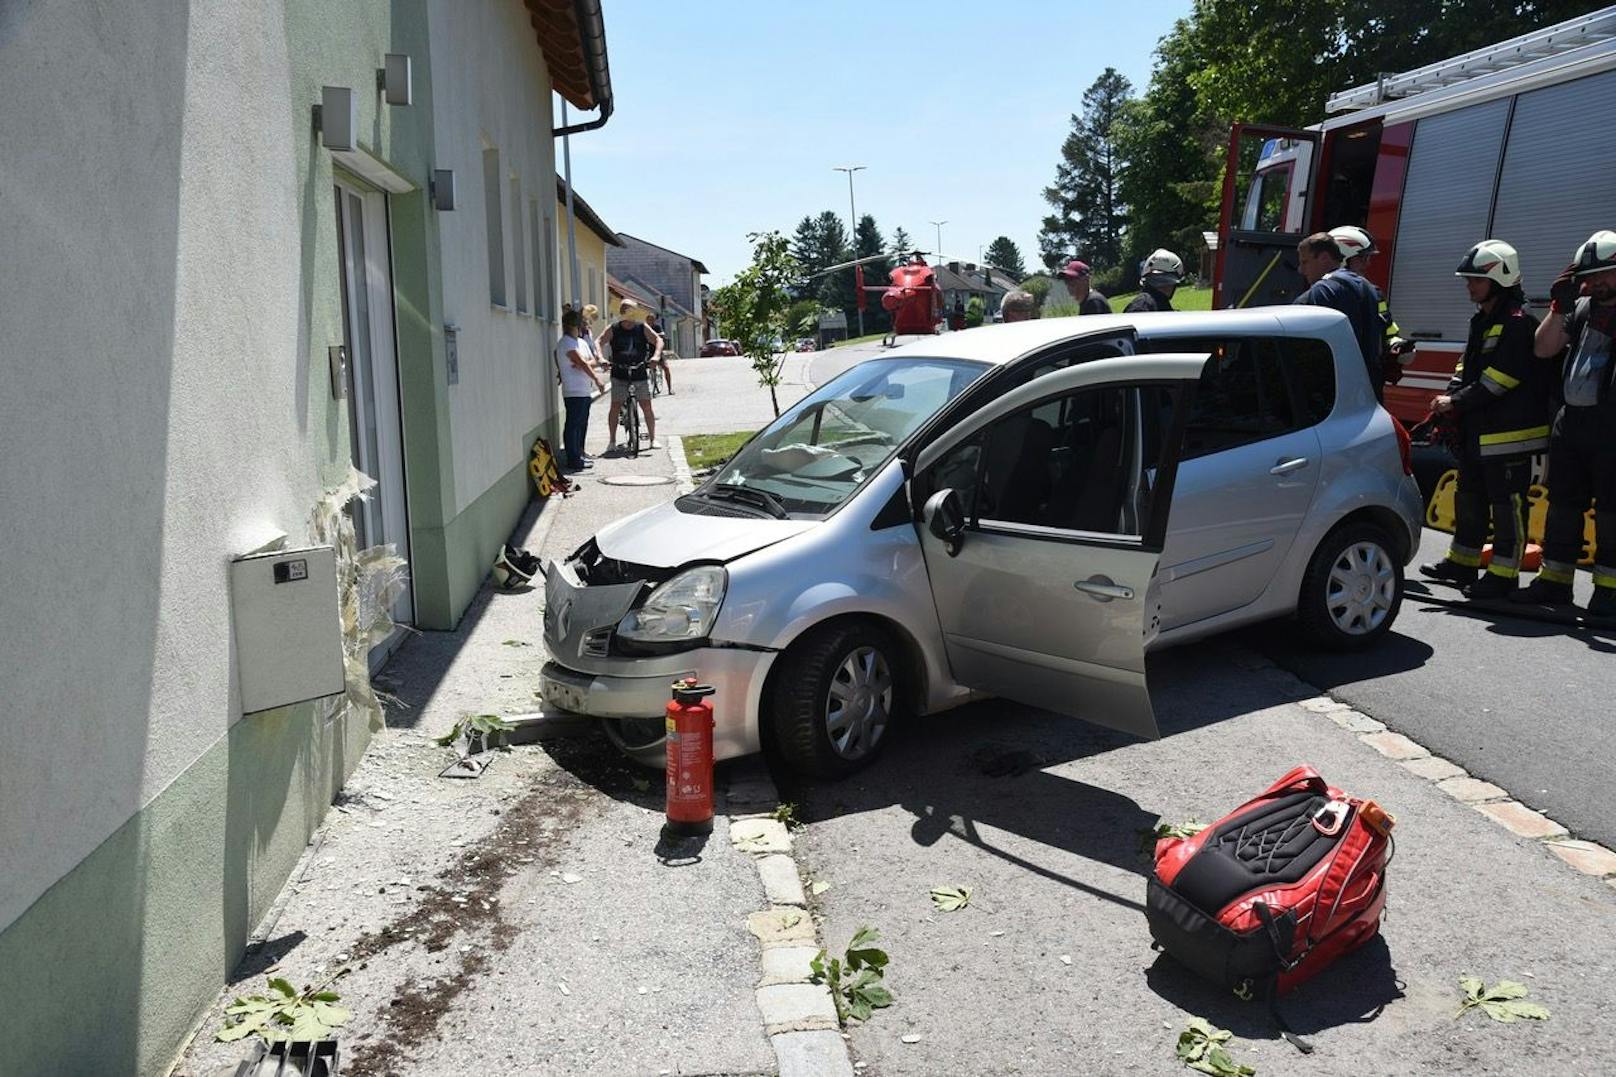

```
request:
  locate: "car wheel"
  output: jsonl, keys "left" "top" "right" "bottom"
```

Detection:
{"left": 602, "top": 716, "right": 666, "bottom": 771}
{"left": 771, "top": 621, "right": 899, "bottom": 779}
{"left": 1297, "top": 522, "right": 1403, "bottom": 649}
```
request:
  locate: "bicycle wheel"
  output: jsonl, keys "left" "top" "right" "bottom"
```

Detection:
{"left": 626, "top": 394, "right": 641, "bottom": 457}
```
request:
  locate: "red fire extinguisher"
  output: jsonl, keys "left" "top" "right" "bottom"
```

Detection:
{"left": 665, "top": 679, "right": 716, "bottom": 836}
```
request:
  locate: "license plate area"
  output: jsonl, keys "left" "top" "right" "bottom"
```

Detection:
{"left": 542, "top": 673, "right": 589, "bottom": 713}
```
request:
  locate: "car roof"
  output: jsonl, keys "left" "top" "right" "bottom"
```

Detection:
{"left": 884, "top": 306, "right": 1351, "bottom": 366}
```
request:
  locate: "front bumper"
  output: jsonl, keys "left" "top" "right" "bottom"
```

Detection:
{"left": 539, "top": 648, "right": 775, "bottom": 761}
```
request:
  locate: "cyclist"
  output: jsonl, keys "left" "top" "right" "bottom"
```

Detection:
{"left": 645, "top": 311, "right": 675, "bottom": 395}
{"left": 598, "top": 300, "right": 661, "bottom": 452}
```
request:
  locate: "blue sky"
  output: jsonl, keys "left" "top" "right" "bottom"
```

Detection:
{"left": 563, "top": 1, "right": 1194, "bottom": 284}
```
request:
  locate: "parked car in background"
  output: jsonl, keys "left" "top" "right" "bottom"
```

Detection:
{"left": 796, "top": 337, "right": 817, "bottom": 352}
{"left": 541, "top": 309, "right": 1423, "bottom": 778}
{"left": 699, "top": 339, "right": 739, "bottom": 357}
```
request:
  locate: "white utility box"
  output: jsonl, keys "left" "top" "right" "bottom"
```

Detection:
{"left": 229, "top": 545, "right": 346, "bottom": 714}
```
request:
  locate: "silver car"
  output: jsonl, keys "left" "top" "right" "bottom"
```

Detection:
{"left": 541, "top": 309, "right": 1424, "bottom": 777}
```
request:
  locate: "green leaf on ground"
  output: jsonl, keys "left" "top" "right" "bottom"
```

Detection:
{"left": 1176, "top": 1018, "right": 1254, "bottom": 1075}
{"left": 1455, "top": 976, "right": 1550, "bottom": 1022}
{"left": 929, "top": 885, "right": 972, "bottom": 912}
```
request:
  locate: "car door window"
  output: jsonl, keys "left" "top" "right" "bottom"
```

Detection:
{"left": 1145, "top": 338, "right": 1296, "bottom": 459}
{"left": 946, "top": 385, "right": 1158, "bottom": 537}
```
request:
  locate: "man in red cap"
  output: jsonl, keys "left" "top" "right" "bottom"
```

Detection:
{"left": 1057, "top": 259, "right": 1110, "bottom": 315}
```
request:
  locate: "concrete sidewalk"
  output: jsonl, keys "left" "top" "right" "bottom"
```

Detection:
{"left": 178, "top": 359, "right": 818, "bottom": 1076}
{"left": 791, "top": 641, "right": 1616, "bottom": 1075}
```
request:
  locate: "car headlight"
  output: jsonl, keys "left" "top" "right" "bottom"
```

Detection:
{"left": 616, "top": 566, "right": 727, "bottom": 642}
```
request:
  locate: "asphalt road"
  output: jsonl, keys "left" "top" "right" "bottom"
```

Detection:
{"left": 1243, "top": 525, "right": 1616, "bottom": 849}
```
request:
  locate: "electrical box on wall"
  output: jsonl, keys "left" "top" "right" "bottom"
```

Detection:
{"left": 229, "top": 546, "right": 346, "bottom": 715}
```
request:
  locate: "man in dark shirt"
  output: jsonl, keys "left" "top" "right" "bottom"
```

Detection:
{"left": 597, "top": 301, "right": 662, "bottom": 451}
{"left": 1292, "top": 232, "right": 1385, "bottom": 397}
{"left": 1123, "top": 249, "right": 1186, "bottom": 314}
{"left": 1057, "top": 259, "right": 1110, "bottom": 315}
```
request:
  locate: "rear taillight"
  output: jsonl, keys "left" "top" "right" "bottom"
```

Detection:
{"left": 1392, "top": 417, "right": 1413, "bottom": 476}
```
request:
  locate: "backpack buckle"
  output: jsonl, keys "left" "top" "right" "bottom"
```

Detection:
{"left": 1312, "top": 798, "right": 1349, "bottom": 836}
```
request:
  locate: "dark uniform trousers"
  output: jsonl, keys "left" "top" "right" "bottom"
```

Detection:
{"left": 1450, "top": 451, "right": 1533, "bottom": 577}
{"left": 1539, "top": 404, "right": 1616, "bottom": 590}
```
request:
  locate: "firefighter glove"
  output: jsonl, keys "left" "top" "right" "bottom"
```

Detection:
{"left": 1550, "top": 261, "right": 1581, "bottom": 312}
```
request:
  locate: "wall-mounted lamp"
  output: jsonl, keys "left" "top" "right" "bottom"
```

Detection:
{"left": 314, "top": 86, "right": 357, "bottom": 151}
{"left": 379, "top": 54, "right": 413, "bottom": 106}
{"left": 429, "top": 169, "right": 457, "bottom": 211}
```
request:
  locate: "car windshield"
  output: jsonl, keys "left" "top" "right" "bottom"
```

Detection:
{"left": 695, "top": 357, "right": 988, "bottom": 519}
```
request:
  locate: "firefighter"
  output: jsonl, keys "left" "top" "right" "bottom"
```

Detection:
{"left": 1123, "top": 249, "right": 1186, "bottom": 313}
{"left": 1293, "top": 232, "right": 1386, "bottom": 396}
{"left": 1329, "top": 225, "right": 1414, "bottom": 384}
{"left": 1418, "top": 240, "right": 1549, "bottom": 599}
{"left": 1514, "top": 230, "right": 1616, "bottom": 615}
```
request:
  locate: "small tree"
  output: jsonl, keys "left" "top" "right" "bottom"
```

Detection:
{"left": 984, "top": 236, "right": 1027, "bottom": 280}
{"left": 964, "top": 296, "right": 985, "bottom": 328}
{"left": 710, "top": 231, "right": 797, "bottom": 417}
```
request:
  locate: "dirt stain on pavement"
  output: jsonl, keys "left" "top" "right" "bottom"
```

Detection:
{"left": 343, "top": 736, "right": 643, "bottom": 1077}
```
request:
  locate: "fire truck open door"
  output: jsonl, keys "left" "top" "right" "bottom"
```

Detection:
{"left": 1214, "top": 124, "right": 1320, "bottom": 310}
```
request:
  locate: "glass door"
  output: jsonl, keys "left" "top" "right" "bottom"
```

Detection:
{"left": 334, "top": 180, "right": 413, "bottom": 632}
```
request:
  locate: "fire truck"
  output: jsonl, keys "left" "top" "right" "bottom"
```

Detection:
{"left": 1213, "top": 6, "right": 1616, "bottom": 428}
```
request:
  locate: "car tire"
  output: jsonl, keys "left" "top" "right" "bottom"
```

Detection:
{"left": 771, "top": 621, "right": 900, "bottom": 779}
{"left": 1297, "top": 522, "right": 1403, "bottom": 650}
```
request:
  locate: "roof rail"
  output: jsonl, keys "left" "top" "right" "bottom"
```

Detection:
{"left": 1327, "top": 6, "right": 1616, "bottom": 113}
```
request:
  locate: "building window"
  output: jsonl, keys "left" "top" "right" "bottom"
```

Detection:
{"left": 539, "top": 198, "right": 552, "bottom": 318}
{"left": 511, "top": 177, "right": 527, "bottom": 313}
{"left": 541, "top": 211, "right": 557, "bottom": 319}
{"left": 482, "top": 147, "right": 506, "bottom": 307}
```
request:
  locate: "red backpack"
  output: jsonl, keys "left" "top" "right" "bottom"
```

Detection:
{"left": 1146, "top": 766, "right": 1395, "bottom": 1051}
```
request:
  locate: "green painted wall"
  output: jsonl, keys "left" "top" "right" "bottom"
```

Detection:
{"left": 0, "top": 704, "right": 370, "bottom": 1077}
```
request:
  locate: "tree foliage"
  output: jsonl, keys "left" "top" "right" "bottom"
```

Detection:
{"left": 855, "top": 214, "right": 892, "bottom": 329}
{"left": 984, "top": 236, "right": 1026, "bottom": 280}
{"left": 889, "top": 226, "right": 915, "bottom": 260}
{"left": 1039, "top": 68, "right": 1132, "bottom": 272}
{"left": 710, "top": 231, "right": 798, "bottom": 417}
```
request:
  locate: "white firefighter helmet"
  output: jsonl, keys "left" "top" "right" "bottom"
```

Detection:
{"left": 1329, "top": 225, "right": 1376, "bottom": 260}
{"left": 1572, "top": 229, "right": 1616, "bottom": 277}
{"left": 1455, "top": 239, "right": 1521, "bottom": 288}
{"left": 1139, "top": 248, "right": 1187, "bottom": 283}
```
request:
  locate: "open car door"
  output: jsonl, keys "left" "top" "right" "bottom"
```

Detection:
{"left": 910, "top": 353, "right": 1207, "bottom": 739}
{"left": 1214, "top": 124, "right": 1320, "bottom": 310}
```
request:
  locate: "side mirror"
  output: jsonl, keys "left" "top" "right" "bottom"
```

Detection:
{"left": 923, "top": 488, "right": 965, "bottom": 556}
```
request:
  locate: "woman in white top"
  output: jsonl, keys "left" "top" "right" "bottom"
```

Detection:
{"left": 557, "top": 309, "right": 605, "bottom": 471}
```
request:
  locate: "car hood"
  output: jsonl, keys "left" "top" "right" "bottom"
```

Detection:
{"left": 593, "top": 500, "right": 815, "bottom": 568}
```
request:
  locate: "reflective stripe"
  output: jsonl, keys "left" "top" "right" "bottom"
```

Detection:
{"left": 1540, "top": 561, "right": 1577, "bottom": 584}
{"left": 1481, "top": 365, "right": 1520, "bottom": 389}
{"left": 1484, "top": 324, "right": 1503, "bottom": 338}
{"left": 1487, "top": 562, "right": 1520, "bottom": 579}
{"left": 1447, "top": 546, "right": 1483, "bottom": 567}
{"left": 1479, "top": 425, "right": 1551, "bottom": 445}
{"left": 1595, "top": 567, "right": 1616, "bottom": 589}
{"left": 1478, "top": 437, "right": 1549, "bottom": 457}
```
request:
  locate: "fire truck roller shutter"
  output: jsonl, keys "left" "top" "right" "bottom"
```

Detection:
{"left": 1386, "top": 97, "right": 1511, "bottom": 346}
{"left": 1489, "top": 69, "right": 1616, "bottom": 307}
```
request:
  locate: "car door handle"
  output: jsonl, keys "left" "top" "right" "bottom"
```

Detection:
{"left": 1075, "top": 577, "right": 1134, "bottom": 602}
{"left": 1270, "top": 457, "right": 1310, "bottom": 476}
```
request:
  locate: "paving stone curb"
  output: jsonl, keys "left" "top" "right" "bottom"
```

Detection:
{"left": 1230, "top": 644, "right": 1616, "bottom": 885}
{"left": 723, "top": 761, "right": 856, "bottom": 1077}
{"left": 666, "top": 434, "right": 696, "bottom": 494}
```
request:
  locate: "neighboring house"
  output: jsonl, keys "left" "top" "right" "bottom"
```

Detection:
{"left": 606, "top": 274, "right": 694, "bottom": 356}
{"left": 556, "top": 178, "right": 622, "bottom": 316}
{"left": 934, "top": 261, "right": 1007, "bottom": 316}
{"left": 0, "top": 3, "right": 610, "bottom": 1072}
{"left": 608, "top": 233, "right": 709, "bottom": 357}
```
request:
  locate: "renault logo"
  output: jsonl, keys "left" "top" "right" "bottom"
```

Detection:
{"left": 554, "top": 600, "right": 573, "bottom": 639}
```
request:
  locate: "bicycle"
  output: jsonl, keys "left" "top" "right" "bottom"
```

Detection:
{"left": 616, "top": 378, "right": 645, "bottom": 457}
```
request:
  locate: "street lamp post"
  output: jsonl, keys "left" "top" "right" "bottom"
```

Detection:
{"left": 929, "top": 220, "right": 947, "bottom": 267}
{"left": 834, "top": 165, "right": 867, "bottom": 337}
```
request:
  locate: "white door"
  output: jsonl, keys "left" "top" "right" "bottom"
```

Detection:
{"left": 334, "top": 181, "right": 413, "bottom": 630}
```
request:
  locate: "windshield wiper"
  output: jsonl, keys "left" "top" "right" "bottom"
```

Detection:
{"left": 706, "top": 483, "right": 789, "bottom": 519}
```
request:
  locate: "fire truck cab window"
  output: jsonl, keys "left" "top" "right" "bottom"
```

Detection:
{"left": 1320, "top": 123, "right": 1383, "bottom": 233}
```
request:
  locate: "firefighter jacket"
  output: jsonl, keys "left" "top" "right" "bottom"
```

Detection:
{"left": 1446, "top": 300, "right": 1550, "bottom": 458}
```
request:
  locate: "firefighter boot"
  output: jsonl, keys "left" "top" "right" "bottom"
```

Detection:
{"left": 1511, "top": 576, "right": 1574, "bottom": 606}
{"left": 1419, "top": 559, "right": 1479, "bottom": 587}
{"left": 1467, "top": 572, "right": 1518, "bottom": 601}
{"left": 1587, "top": 587, "right": 1616, "bottom": 621}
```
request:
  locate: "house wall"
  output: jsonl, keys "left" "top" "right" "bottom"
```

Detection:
{"left": 608, "top": 234, "right": 703, "bottom": 322}
{"left": 558, "top": 204, "right": 612, "bottom": 315}
{"left": 420, "top": 0, "right": 560, "bottom": 626}
{"left": 0, "top": 1, "right": 430, "bottom": 1072}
